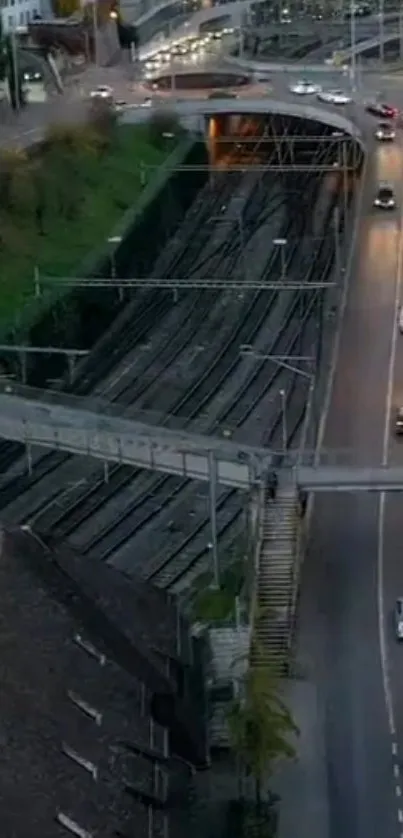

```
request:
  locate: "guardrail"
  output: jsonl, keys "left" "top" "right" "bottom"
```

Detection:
{"left": 247, "top": 480, "right": 266, "bottom": 638}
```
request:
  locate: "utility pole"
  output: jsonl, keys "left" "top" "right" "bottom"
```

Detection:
{"left": 92, "top": 0, "right": 98, "bottom": 66}
{"left": 208, "top": 451, "right": 220, "bottom": 589}
{"left": 334, "top": 205, "right": 341, "bottom": 278}
{"left": 273, "top": 238, "right": 287, "bottom": 281}
{"left": 279, "top": 388, "right": 287, "bottom": 455}
{"left": 379, "top": 0, "right": 385, "bottom": 66}
{"left": 349, "top": 0, "right": 356, "bottom": 91}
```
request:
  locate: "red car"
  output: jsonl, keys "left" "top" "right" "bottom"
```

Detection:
{"left": 366, "top": 102, "right": 398, "bottom": 119}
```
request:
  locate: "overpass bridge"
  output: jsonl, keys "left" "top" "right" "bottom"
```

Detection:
{"left": 1, "top": 385, "right": 403, "bottom": 492}
{"left": 336, "top": 32, "right": 403, "bottom": 62}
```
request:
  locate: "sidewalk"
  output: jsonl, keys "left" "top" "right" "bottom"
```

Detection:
{"left": 272, "top": 678, "right": 329, "bottom": 838}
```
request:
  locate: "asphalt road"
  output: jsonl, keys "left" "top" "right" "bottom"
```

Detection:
{"left": 296, "top": 127, "right": 403, "bottom": 837}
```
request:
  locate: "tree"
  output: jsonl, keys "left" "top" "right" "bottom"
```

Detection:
{"left": 87, "top": 98, "right": 117, "bottom": 148}
{"left": 228, "top": 662, "right": 298, "bottom": 808}
{"left": 41, "top": 122, "right": 102, "bottom": 220}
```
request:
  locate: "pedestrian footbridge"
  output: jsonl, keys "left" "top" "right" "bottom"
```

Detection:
{"left": 2, "top": 385, "right": 403, "bottom": 491}
{"left": 297, "top": 464, "right": 403, "bottom": 492}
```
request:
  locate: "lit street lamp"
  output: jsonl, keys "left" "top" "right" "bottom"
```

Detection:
{"left": 279, "top": 388, "right": 287, "bottom": 455}
{"left": 107, "top": 235, "right": 123, "bottom": 300}
{"left": 273, "top": 238, "right": 287, "bottom": 281}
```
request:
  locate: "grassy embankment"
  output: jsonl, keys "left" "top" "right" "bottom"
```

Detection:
{"left": 0, "top": 120, "right": 170, "bottom": 333}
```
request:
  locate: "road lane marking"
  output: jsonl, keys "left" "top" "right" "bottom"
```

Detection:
{"left": 378, "top": 140, "right": 403, "bottom": 833}
{"left": 396, "top": 785, "right": 402, "bottom": 798}
{"left": 395, "top": 763, "right": 401, "bottom": 779}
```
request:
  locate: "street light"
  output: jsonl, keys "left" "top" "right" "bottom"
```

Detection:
{"left": 273, "top": 238, "right": 287, "bottom": 281}
{"left": 279, "top": 388, "right": 287, "bottom": 455}
{"left": 107, "top": 235, "right": 122, "bottom": 279}
{"left": 107, "top": 235, "right": 123, "bottom": 300}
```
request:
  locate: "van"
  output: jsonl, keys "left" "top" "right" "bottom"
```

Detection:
{"left": 399, "top": 306, "right": 403, "bottom": 333}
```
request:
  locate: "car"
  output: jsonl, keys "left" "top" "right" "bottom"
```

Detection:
{"left": 289, "top": 80, "right": 321, "bottom": 95}
{"left": 375, "top": 121, "right": 395, "bottom": 141}
{"left": 394, "top": 599, "right": 403, "bottom": 638}
{"left": 395, "top": 408, "right": 403, "bottom": 434}
{"left": 366, "top": 102, "right": 398, "bottom": 118}
{"left": 114, "top": 99, "right": 127, "bottom": 112}
{"left": 317, "top": 89, "right": 351, "bottom": 105}
{"left": 89, "top": 84, "right": 113, "bottom": 100}
{"left": 374, "top": 183, "right": 396, "bottom": 209}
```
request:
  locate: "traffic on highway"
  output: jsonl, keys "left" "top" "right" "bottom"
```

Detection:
{"left": 297, "top": 86, "right": 403, "bottom": 838}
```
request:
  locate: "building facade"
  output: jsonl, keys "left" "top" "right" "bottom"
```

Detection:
{"left": 0, "top": 0, "right": 51, "bottom": 34}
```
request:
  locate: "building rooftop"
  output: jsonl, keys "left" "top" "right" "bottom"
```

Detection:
{"left": 0, "top": 526, "right": 197, "bottom": 837}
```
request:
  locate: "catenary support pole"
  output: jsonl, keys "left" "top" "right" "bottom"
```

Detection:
{"left": 208, "top": 451, "right": 220, "bottom": 588}
{"left": 19, "top": 352, "right": 27, "bottom": 385}
{"left": 67, "top": 355, "right": 75, "bottom": 385}
{"left": 334, "top": 205, "right": 340, "bottom": 278}
{"left": 280, "top": 389, "right": 287, "bottom": 454}
{"left": 26, "top": 441, "right": 33, "bottom": 476}
{"left": 342, "top": 141, "right": 349, "bottom": 222}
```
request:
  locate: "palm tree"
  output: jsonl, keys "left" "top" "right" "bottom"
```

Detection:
{"left": 228, "top": 662, "right": 298, "bottom": 809}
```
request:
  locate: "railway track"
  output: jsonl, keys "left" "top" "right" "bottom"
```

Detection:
{"left": 33, "top": 176, "right": 335, "bottom": 584}
{"left": 0, "top": 167, "right": 287, "bottom": 515}
{"left": 0, "top": 129, "right": 349, "bottom": 596}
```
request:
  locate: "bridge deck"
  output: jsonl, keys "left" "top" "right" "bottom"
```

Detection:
{"left": 1, "top": 387, "right": 403, "bottom": 491}
{"left": 0, "top": 387, "right": 269, "bottom": 489}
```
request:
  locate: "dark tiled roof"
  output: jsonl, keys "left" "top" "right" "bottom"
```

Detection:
{"left": 0, "top": 527, "right": 194, "bottom": 838}
{"left": 45, "top": 532, "right": 193, "bottom": 667}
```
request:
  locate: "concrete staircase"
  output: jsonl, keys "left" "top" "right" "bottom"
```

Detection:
{"left": 252, "top": 483, "right": 298, "bottom": 675}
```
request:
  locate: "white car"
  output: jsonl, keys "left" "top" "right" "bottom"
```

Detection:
{"left": 289, "top": 80, "right": 320, "bottom": 95}
{"left": 375, "top": 122, "right": 395, "bottom": 141}
{"left": 317, "top": 89, "right": 351, "bottom": 105}
{"left": 374, "top": 183, "right": 395, "bottom": 209}
{"left": 90, "top": 85, "right": 114, "bottom": 100}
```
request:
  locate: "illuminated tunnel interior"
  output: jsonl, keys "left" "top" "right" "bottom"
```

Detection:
{"left": 205, "top": 112, "right": 364, "bottom": 183}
